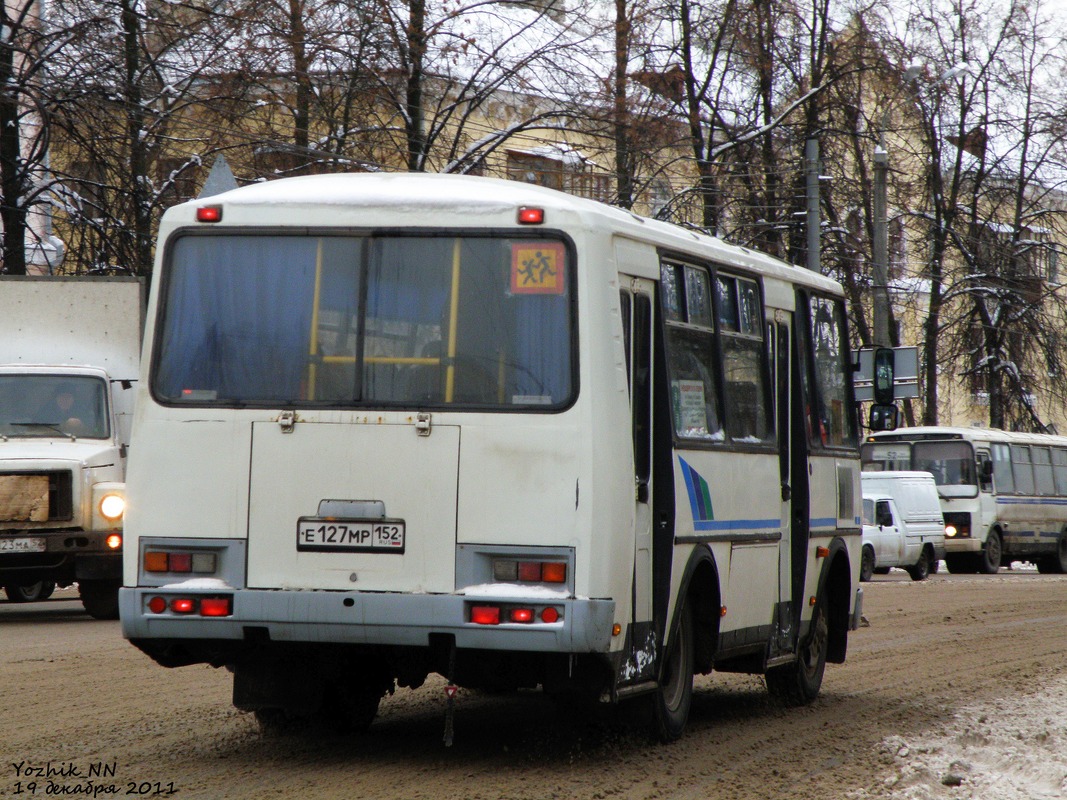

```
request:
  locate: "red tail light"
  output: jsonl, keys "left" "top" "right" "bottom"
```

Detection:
{"left": 199, "top": 597, "right": 232, "bottom": 617}
{"left": 170, "top": 598, "right": 196, "bottom": 614}
{"left": 509, "top": 608, "right": 534, "bottom": 623}
{"left": 471, "top": 605, "right": 500, "bottom": 625}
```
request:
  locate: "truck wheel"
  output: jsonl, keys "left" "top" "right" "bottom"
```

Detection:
{"left": 860, "top": 546, "right": 875, "bottom": 582}
{"left": 79, "top": 580, "right": 120, "bottom": 620}
{"left": 906, "top": 549, "right": 931, "bottom": 581}
{"left": 766, "top": 592, "right": 828, "bottom": 706}
{"left": 648, "top": 603, "right": 694, "bottom": 742}
{"left": 978, "top": 531, "right": 1002, "bottom": 575}
{"left": 4, "top": 581, "right": 56, "bottom": 602}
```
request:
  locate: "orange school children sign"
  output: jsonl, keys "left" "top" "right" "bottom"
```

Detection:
{"left": 511, "top": 242, "right": 566, "bottom": 295}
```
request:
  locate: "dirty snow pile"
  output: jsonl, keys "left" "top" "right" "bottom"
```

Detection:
{"left": 849, "top": 673, "right": 1067, "bottom": 799}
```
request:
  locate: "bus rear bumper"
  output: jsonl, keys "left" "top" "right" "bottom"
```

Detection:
{"left": 120, "top": 586, "right": 615, "bottom": 655}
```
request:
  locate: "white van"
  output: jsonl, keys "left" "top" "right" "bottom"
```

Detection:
{"left": 860, "top": 471, "right": 946, "bottom": 582}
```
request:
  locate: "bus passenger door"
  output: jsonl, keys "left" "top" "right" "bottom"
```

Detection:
{"left": 621, "top": 282, "right": 655, "bottom": 661}
{"left": 771, "top": 316, "right": 797, "bottom": 655}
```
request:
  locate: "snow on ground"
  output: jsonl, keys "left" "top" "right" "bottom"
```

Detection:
{"left": 849, "top": 660, "right": 1067, "bottom": 799}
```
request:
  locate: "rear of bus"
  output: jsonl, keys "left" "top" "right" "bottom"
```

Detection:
{"left": 119, "top": 175, "right": 626, "bottom": 728}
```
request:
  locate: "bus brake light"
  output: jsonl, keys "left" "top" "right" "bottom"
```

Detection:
{"left": 471, "top": 605, "right": 500, "bottom": 625}
{"left": 517, "top": 207, "right": 544, "bottom": 224}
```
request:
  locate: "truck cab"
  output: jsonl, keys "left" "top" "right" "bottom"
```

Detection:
{"left": 0, "top": 276, "right": 142, "bottom": 618}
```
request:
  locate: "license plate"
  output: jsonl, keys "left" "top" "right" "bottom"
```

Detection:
{"left": 0, "top": 536, "right": 46, "bottom": 553}
{"left": 296, "top": 518, "right": 405, "bottom": 553}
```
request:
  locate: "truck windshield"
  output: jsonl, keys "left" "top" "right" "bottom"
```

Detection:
{"left": 154, "top": 234, "right": 575, "bottom": 409}
{"left": 0, "top": 374, "right": 110, "bottom": 439}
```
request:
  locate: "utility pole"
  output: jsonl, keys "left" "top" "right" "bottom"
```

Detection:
{"left": 872, "top": 146, "right": 890, "bottom": 347}
{"left": 805, "top": 138, "right": 820, "bottom": 274}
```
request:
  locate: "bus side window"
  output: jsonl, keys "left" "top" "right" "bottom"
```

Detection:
{"left": 977, "top": 452, "right": 994, "bottom": 492}
{"left": 1054, "top": 448, "right": 1067, "bottom": 495}
{"left": 991, "top": 443, "right": 1015, "bottom": 494}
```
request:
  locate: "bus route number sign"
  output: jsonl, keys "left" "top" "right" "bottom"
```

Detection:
{"left": 296, "top": 518, "right": 406, "bottom": 554}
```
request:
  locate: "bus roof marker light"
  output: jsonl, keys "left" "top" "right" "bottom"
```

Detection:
{"left": 197, "top": 206, "right": 222, "bottom": 223}
{"left": 517, "top": 207, "right": 544, "bottom": 225}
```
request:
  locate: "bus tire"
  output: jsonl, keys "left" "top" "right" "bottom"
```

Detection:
{"left": 944, "top": 554, "right": 973, "bottom": 574}
{"left": 4, "top": 581, "right": 56, "bottom": 602}
{"left": 906, "top": 548, "right": 931, "bottom": 581}
{"left": 1037, "top": 533, "right": 1067, "bottom": 574}
{"left": 978, "top": 531, "right": 1002, "bottom": 575}
{"left": 78, "top": 580, "right": 120, "bottom": 620}
{"left": 859, "top": 546, "right": 875, "bottom": 582}
{"left": 766, "top": 592, "right": 828, "bottom": 706}
{"left": 650, "top": 603, "right": 694, "bottom": 742}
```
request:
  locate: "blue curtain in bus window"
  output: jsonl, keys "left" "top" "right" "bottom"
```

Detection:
{"left": 505, "top": 237, "right": 570, "bottom": 405}
{"left": 157, "top": 236, "right": 317, "bottom": 403}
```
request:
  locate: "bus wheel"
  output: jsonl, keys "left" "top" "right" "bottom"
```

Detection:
{"left": 650, "top": 604, "right": 694, "bottom": 742}
{"left": 323, "top": 682, "right": 383, "bottom": 734}
{"left": 907, "top": 549, "right": 931, "bottom": 581}
{"left": 978, "top": 532, "right": 1002, "bottom": 575}
{"left": 79, "top": 580, "right": 120, "bottom": 620}
{"left": 766, "top": 593, "right": 828, "bottom": 706}
{"left": 944, "top": 554, "right": 973, "bottom": 574}
{"left": 859, "top": 546, "right": 875, "bottom": 583}
{"left": 1037, "top": 533, "right": 1067, "bottom": 574}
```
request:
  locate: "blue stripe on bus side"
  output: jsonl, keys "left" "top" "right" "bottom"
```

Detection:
{"left": 996, "top": 497, "right": 1067, "bottom": 506}
{"left": 679, "top": 458, "right": 704, "bottom": 522}
{"left": 693, "top": 518, "right": 780, "bottom": 532}
{"left": 690, "top": 516, "right": 839, "bottom": 533}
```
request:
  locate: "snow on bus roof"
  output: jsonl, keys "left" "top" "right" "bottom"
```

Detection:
{"left": 179, "top": 172, "right": 841, "bottom": 291}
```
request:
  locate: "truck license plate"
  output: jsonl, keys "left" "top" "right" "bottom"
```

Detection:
{"left": 296, "top": 519, "right": 405, "bottom": 553}
{"left": 0, "top": 537, "right": 46, "bottom": 553}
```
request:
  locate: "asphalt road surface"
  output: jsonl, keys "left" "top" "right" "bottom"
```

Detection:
{"left": 3, "top": 569, "right": 1067, "bottom": 800}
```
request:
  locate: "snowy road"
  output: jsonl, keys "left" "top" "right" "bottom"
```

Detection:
{"left": 2, "top": 570, "right": 1066, "bottom": 799}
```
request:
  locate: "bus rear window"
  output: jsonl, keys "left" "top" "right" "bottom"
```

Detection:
{"left": 153, "top": 234, "right": 574, "bottom": 409}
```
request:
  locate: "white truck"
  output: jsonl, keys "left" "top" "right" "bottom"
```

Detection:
{"left": 860, "top": 471, "right": 946, "bottom": 582}
{"left": 0, "top": 275, "right": 143, "bottom": 618}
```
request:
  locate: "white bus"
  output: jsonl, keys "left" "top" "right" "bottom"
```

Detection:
{"left": 862, "top": 426, "right": 1067, "bottom": 574}
{"left": 119, "top": 173, "right": 863, "bottom": 741}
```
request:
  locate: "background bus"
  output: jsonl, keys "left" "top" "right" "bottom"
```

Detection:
{"left": 862, "top": 426, "right": 1067, "bottom": 574}
{"left": 119, "top": 173, "right": 862, "bottom": 742}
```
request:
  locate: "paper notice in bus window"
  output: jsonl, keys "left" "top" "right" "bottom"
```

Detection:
{"left": 673, "top": 379, "right": 711, "bottom": 437}
{"left": 511, "top": 242, "right": 566, "bottom": 294}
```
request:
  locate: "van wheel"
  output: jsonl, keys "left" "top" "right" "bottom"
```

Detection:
{"left": 978, "top": 532, "right": 1002, "bottom": 575}
{"left": 766, "top": 592, "right": 828, "bottom": 706}
{"left": 859, "top": 546, "right": 875, "bottom": 582}
{"left": 907, "top": 549, "right": 931, "bottom": 581}
{"left": 648, "top": 604, "right": 694, "bottom": 742}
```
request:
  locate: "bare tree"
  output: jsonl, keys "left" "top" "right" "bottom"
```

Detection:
{"left": 881, "top": 0, "right": 1067, "bottom": 429}
{"left": 48, "top": 0, "right": 242, "bottom": 274}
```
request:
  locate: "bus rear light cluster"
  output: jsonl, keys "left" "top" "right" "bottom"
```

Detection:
{"left": 146, "top": 595, "right": 232, "bottom": 617}
{"left": 469, "top": 604, "right": 562, "bottom": 625}
{"left": 144, "top": 550, "right": 217, "bottom": 574}
{"left": 492, "top": 559, "right": 566, "bottom": 584}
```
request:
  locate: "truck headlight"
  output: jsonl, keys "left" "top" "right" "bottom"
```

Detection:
{"left": 99, "top": 493, "right": 126, "bottom": 521}
{"left": 945, "top": 524, "right": 957, "bottom": 538}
